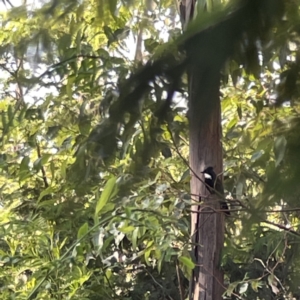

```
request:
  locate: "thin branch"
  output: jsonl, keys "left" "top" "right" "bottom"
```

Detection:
{"left": 38, "top": 54, "right": 104, "bottom": 80}
{"left": 144, "top": 268, "right": 175, "bottom": 300}
{"left": 176, "top": 259, "right": 185, "bottom": 300}
{"left": 261, "top": 219, "right": 300, "bottom": 237}
{"left": 103, "top": 271, "right": 118, "bottom": 298}
{"left": 36, "top": 141, "right": 49, "bottom": 188}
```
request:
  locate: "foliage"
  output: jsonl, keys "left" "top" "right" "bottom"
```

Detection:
{"left": 0, "top": 0, "right": 190, "bottom": 299}
{"left": 0, "top": 0, "right": 300, "bottom": 299}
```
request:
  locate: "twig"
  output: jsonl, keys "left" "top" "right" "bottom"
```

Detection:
{"left": 103, "top": 271, "right": 118, "bottom": 297}
{"left": 38, "top": 54, "right": 104, "bottom": 80}
{"left": 36, "top": 141, "right": 49, "bottom": 188}
{"left": 176, "top": 259, "right": 185, "bottom": 300}
{"left": 261, "top": 219, "right": 300, "bottom": 237}
{"left": 144, "top": 269, "right": 175, "bottom": 300}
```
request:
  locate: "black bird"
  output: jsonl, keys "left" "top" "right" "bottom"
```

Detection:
{"left": 201, "top": 166, "right": 230, "bottom": 215}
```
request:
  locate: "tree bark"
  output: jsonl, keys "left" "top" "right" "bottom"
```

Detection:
{"left": 188, "top": 65, "right": 225, "bottom": 299}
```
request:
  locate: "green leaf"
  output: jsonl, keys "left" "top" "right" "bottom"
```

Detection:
{"left": 33, "top": 154, "right": 51, "bottom": 171}
{"left": 178, "top": 255, "right": 195, "bottom": 269}
{"left": 77, "top": 222, "right": 89, "bottom": 239}
{"left": 227, "top": 117, "right": 237, "bottom": 129}
{"left": 50, "top": 160, "right": 55, "bottom": 183}
{"left": 66, "top": 75, "right": 76, "bottom": 99}
{"left": 46, "top": 126, "right": 61, "bottom": 139}
{"left": 237, "top": 105, "right": 242, "bottom": 119}
{"left": 95, "top": 176, "right": 118, "bottom": 216}
{"left": 19, "top": 156, "right": 30, "bottom": 172}
{"left": 236, "top": 174, "right": 246, "bottom": 199}
{"left": 274, "top": 135, "right": 287, "bottom": 167}
{"left": 108, "top": 0, "right": 117, "bottom": 16}
{"left": 180, "top": 169, "right": 190, "bottom": 182}
{"left": 144, "top": 38, "right": 160, "bottom": 53}
{"left": 226, "top": 282, "right": 239, "bottom": 296}
{"left": 78, "top": 117, "right": 91, "bottom": 136}
{"left": 144, "top": 241, "right": 154, "bottom": 265}
{"left": 251, "top": 279, "right": 262, "bottom": 292}
{"left": 99, "top": 203, "right": 115, "bottom": 214}
{"left": 33, "top": 154, "right": 52, "bottom": 171}
{"left": 251, "top": 150, "right": 264, "bottom": 162}
{"left": 41, "top": 154, "right": 52, "bottom": 165}
{"left": 132, "top": 227, "right": 138, "bottom": 251}
{"left": 38, "top": 186, "right": 56, "bottom": 201}
{"left": 19, "top": 156, "right": 31, "bottom": 182}
{"left": 118, "top": 225, "right": 135, "bottom": 233}
{"left": 7, "top": 105, "right": 13, "bottom": 122}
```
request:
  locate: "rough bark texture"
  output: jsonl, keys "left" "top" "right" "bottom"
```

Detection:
{"left": 181, "top": 0, "right": 277, "bottom": 298}
{"left": 188, "top": 65, "right": 225, "bottom": 300}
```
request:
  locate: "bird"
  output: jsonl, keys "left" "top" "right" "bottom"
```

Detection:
{"left": 201, "top": 166, "right": 230, "bottom": 215}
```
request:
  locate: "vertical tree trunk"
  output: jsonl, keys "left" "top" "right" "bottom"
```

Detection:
{"left": 188, "top": 65, "right": 225, "bottom": 299}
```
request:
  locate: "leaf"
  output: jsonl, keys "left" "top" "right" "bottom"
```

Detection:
{"left": 251, "top": 150, "right": 264, "bottom": 162}
{"left": 19, "top": 156, "right": 31, "bottom": 182}
{"left": 144, "top": 241, "right": 154, "bottom": 265}
{"left": 274, "top": 135, "right": 287, "bottom": 167}
{"left": 66, "top": 75, "right": 76, "bottom": 99}
{"left": 33, "top": 154, "right": 51, "bottom": 171}
{"left": 46, "top": 126, "right": 61, "bottom": 139}
{"left": 19, "top": 156, "right": 30, "bottom": 172}
{"left": 227, "top": 117, "right": 237, "bottom": 129}
{"left": 251, "top": 279, "right": 262, "bottom": 292}
{"left": 180, "top": 169, "right": 190, "bottom": 182}
{"left": 226, "top": 282, "right": 239, "bottom": 296}
{"left": 132, "top": 227, "right": 138, "bottom": 251}
{"left": 50, "top": 160, "right": 55, "bottom": 183}
{"left": 38, "top": 186, "right": 56, "bottom": 201}
{"left": 41, "top": 154, "right": 52, "bottom": 165}
{"left": 108, "top": 0, "right": 117, "bottom": 16}
{"left": 157, "top": 255, "right": 163, "bottom": 273}
{"left": 239, "top": 282, "right": 248, "bottom": 294}
{"left": 118, "top": 225, "right": 135, "bottom": 233}
{"left": 178, "top": 256, "right": 195, "bottom": 269}
{"left": 144, "top": 38, "right": 160, "bottom": 54}
{"left": 268, "top": 275, "right": 279, "bottom": 295}
{"left": 236, "top": 174, "right": 246, "bottom": 199}
{"left": 95, "top": 177, "right": 118, "bottom": 216}
{"left": 77, "top": 222, "right": 89, "bottom": 239}
{"left": 78, "top": 116, "right": 91, "bottom": 136}
{"left": 99, "top": 203, "right": 115, "bottom": 214}
{"left": 7, "top": 105, "right": 13, "bottom": 122}
{"left": 237, "top": 105, "right": 242, "bottom": 119}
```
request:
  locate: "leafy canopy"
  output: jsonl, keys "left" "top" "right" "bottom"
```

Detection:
{"left": 0, "top": 0, "right": 300, "bottom": 299}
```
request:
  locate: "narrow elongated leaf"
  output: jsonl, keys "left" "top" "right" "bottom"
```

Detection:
{"left": 179, "top": 255, "right": 195, "bottom": 269}
{"left": 19, "top": 156, "right": 30, "bottom": 172}
{"left": 108, "top": 0, "right": 117, "bottom": 16}
{"left": 251, "top": 150, "right": 264, "bottom": 162}
{"left": 274, "top": 135, "right": 287, "bottom": 167}
{"left": 118, "top": 225, "right": 135, "bottom": 233}
{"left": 38, "top": 186, "right": 56, "bottom": 201}
{"left": 77, "top": 222, "right": 89, "bottom": 239}
{"left": 95, "top": 177, "right": 118, "bottom": 215}
{"left": 132, "top": 227, "right": 138, "bottom": 251}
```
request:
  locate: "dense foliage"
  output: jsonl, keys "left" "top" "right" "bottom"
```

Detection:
{"left": 0, "top": 0, "right": 300, "bottom": 299}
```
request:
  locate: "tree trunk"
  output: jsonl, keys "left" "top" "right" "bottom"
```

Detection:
{"left": 188, "top": 65, "right": 225, "bottom": 299}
